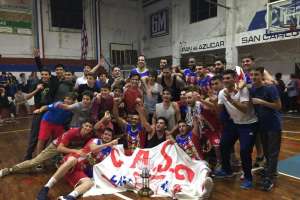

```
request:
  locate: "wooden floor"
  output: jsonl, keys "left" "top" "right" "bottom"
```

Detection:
{"left": 0, "top": 116, "right": 300, "bottom": 200}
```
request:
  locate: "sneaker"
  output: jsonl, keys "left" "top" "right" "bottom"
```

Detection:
{"left": 201, "top": 177, "right": 214, "bottom": 199}
{"left": 253, "top": 157, "right": 264, "bottom": 168}
{"left": 240, "top": 179, "right": 253, "bottom": 190}
{"left": 258, "top": 168, "right": 266, "bottom": 177}
{"left": 36, "top": 186, "right": 49, "bottom": 200}
{"left": 258, "top": 169, "right": 279, "bottom": 178}
{"left": 35, "top": 164, "right": 44, "bottom": 172}
{"left": 260, "top": 178, "right": 274, "bottom": 191}
{"left": 214, "top": 163, "right": 222, "bottom": 171}
{"left": 231, "top": 159, "right": 242, "bottom": 167}
{"left": 213, "top": 169, "right": 234, "bottom": 179}
{"left": 57, "top": 195, "right": 76, "bottom": 200}
{"left": 240, "top": 172, "right": 244, "bottom": 180}
{"left": 0, "top": 168, "right": 10, "bottom": 178}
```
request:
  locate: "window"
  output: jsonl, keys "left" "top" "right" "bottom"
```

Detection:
{"left": 50, "top": 0, "right": 83, "bottom": 29}
{"left": 190, "top": 0, "right": 217, "bottom": 23}
{"left": 112, "top": 50, "right": 138, "bottom": 66}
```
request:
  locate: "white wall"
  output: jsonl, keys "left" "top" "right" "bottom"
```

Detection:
{"left": 0, "top": 0, "right": 96, "bottom": 60}
{"left": 0, "top": 34, "right": 33, "bottom": 58}
{"left": 99, "top": 0, "right": 141, "bottom": 60}
{"left": 175, "top": 0, "right": 226, "bottom": 40}
{"left": 235, "top": 0, "right": 267, "bottom": 33}
{"left": 238, "top": 39, "right": 300, "bottom": 79}
{"left": 41, "top": 0, "right": 96, "bottom": 60}
{"left": 142, "top": 0, "right": 172, "bottom": 58}
{"left": 142, "top": 0, "right": 227, "bottom": 60}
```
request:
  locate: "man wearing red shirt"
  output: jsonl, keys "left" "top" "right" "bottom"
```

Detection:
{"left": 0, "top": 120, "right": 95, "bottom": 178}
{"left": 123, "top": 73, "right": 142, "bottom": 114}
{"left": 36, "top": 128, "right": 118, "bottom": 200}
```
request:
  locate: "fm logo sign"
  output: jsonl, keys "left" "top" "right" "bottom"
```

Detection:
{"left": 150, "top": 8, "right": 169, "bottom": 38}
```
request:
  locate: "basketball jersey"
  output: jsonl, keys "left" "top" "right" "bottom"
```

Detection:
{"left": 83, "top": 138, "right": 112, "bottom": 177}
{"left": 176, "top": 131, "right": 199, "bottom": 160}
{"left": 130, "top": 68, "right": 149, "bottom": 78}
{"left": 94, "top": 139, "right": 112, "bottom": 162}
{"left": 126, "top": 123, "right": 142, "bottom": 152}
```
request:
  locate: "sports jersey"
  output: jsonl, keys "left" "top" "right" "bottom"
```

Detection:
{"left": 123, "top": 87, "right": 142, "bottom": 114}
{"left": 130, "top": 68, "right": 149, "bottom": 78}
{"left": 176, "top": 131, "right": 201, "bottom": 160}
{"left": 42, "top": 101, "right": 73, "bottom": 125}
{"left": 185, "top": 101, "right": 202, "bottom": 127}
{"left": 52, "top": 128, "right": 93, "bottom": 148}
{"left": 63, "top": 138, "right": 112, "bottom": 186}
{"left": 126, "top": 123, "right": 143, "bottom": 154}
{"left": 183, "top": 68, "right": 197, "bottom": 85}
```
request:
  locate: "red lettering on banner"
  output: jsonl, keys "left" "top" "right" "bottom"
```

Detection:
{"left": 150, "top": 174, "right": 166, "bottom": 180}
{"left": 157, "top": 140, "right": 173, "bottom": 172}
{"left": 174, "top": 164, "right": 195, "bottom": 182}
{"left": 130, "top": 149, "right": 149, "bottom": 168}
{"left": 111, "top": 148, "right": 123, "bottom": 168}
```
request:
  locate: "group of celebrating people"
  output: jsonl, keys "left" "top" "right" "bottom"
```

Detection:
{"left": 0, "top": 52, "right": 282, "bottom": 200}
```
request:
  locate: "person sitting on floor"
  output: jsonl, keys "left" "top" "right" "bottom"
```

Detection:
{"left": 36, "top": 128, "right": 118, "bottom": 200}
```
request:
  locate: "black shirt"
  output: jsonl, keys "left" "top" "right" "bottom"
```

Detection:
{"left": 77, "top": 84, "right": 99, "bottom": 101}
{"left": 145, "top": 132, "right": 166, "bottom": 148}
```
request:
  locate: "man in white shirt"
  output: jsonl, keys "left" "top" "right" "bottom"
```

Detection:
{"left": 215, "top": 69, "right": 258, "bottom": 190}
{"left": 74, "top": 65, "right": 92, "bottom": 89}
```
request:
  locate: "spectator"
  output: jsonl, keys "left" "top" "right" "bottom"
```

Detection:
{"left": 275, "top": 73, "right": 287, "bottom": 111}
{"left": 14, "top": 86, "right": 31, "bottom": 115}
{"left": 7, "top": 73, "right": 19, "bottom": 98}
{"left": 0, "top": 72, "right": 8, "bottom": 88}
{"left": 287, "top": 74, "right": 299, "bottom": 113}
{"left": 0, "top": 86, "right": 16, "bottom": 124}
{"left": 18, "top": 73, "right": 28, "bottom": 92}
{"left": 27, "top": 72, "right": 39, "bottom": 92}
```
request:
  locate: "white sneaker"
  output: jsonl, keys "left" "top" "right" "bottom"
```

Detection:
{"left": 0, "top": 168, "right": 10, "bottom": 178}
{"left": 200, "top": 177, "right": 213, "bottom": 199}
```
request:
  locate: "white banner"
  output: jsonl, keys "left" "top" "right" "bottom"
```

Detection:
{"left": 84, "top": 141, "right": 212, "bottom": 199}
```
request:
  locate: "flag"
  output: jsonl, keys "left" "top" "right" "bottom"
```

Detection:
{"left": 235, "top": 66, "right": 246, "bottom": 82}
{"left": 81, "top": 21, "right": 88, "bottom": 61}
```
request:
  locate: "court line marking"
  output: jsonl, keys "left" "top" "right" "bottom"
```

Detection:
{"left": 113, "top": 193, "right": 134, "bottom": 200}
{"left": 279, "top": 172, "right": 300, "bottom": 181}
{"left": 282, "top": 136, "right": 300, "bottom": 141}
{"left": 0, "top": 128, "right": 30, "bottom": 134}
{"left": 282, "top": 130, "right": 300, "bottom": 134}
{"left": 1, "top": 116, "right": 32, "bottom": 120}
{"left": 283, "top": 115, "right": 300, "bottom": 119}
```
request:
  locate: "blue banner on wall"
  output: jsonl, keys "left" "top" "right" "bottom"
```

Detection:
{"left": 248, "top": 10, "right": 267, "bottom": 31}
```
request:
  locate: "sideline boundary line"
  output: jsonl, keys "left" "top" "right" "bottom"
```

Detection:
{"left": 279, "top": 172, "right": 300, "bottom": 181}
{"left": 0, "top": 128, "right": 30, "bottom": 135}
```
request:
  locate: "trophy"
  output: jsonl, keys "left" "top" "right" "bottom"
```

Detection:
{"left": 138, "top": 159, "right": 154, "bottom": 197}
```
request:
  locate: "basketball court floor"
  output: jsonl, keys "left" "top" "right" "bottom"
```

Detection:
{"left": 0, "top": 115, "right": 300, "bottom": 200}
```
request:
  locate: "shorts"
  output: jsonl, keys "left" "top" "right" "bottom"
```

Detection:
{"left": 38, "top": 120, "right": 65, "bottom": 141}
{"left": 63, "top": 155, "right": 89, "bottom": 187}
{"left": 203, "top": 129, "right": 221, "bottom": 146}
{"left": 64, "top": 168, "right": 89, "bottom": 187}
